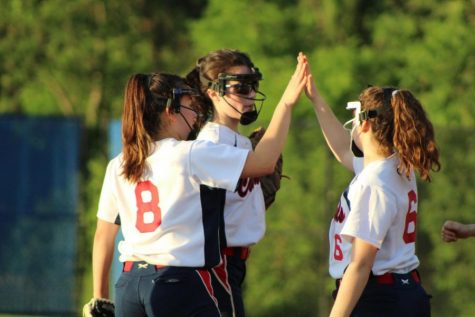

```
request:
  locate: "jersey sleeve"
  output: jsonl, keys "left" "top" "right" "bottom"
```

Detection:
{"left": 188, "top": 140, "right": 249, "bottom": 191}
{"left": 97, "top": 160, "right": 120, "bottom": 224}
{"left": 341, "top": 184, "right": 397, "bottom": 248}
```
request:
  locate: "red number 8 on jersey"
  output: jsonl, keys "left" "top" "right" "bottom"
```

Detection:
{"left": 135, "top": 180, "right": 162, "bottom": 233}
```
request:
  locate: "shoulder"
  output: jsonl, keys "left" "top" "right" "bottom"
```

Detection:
{"left": 151, "top": 138, "right": 240, "bottom": 157}
{"left": 355, "top": 157, "right": 407, "bottom": 198}
{"left": 236, "top": 133, "right": 253, "bottom": 150}
{"left": 189, "top": 139, "right": 244, "bottom": 154}
{"left": 105, "top": 154, "right": 124, "bottom": 176}
{"left": 360, "top": 157, "right": 398, "bottom": 184}
{"left": 197, "top": 122, "right": 238, "bottom": 145}
{"left": 197, "top": 122, "right": 221, "bottom": 143}
{"left": 147, "top": 139, "right": 190, "bottom": 157}
{"left": 188, "top": 140, "right": 250, "bottom": 169}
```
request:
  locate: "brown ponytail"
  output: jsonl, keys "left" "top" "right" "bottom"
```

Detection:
{"left": 391, "top": 90, "right": 440, "bottom": 181}
{"left": 185, "top": 65, "right": 213, "bottom": 128}
{"left": 360, "top": 87, "right": 441, "bottom": 181}
{"left": 121, "top": 73, "right": 189, "bottom": 183}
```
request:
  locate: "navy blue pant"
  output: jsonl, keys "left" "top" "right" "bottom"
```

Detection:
{"left": 211, "top": 248, "right": 248, "bottom": 317}
{"left": 333, "top": 271, "right": 431, "bottom": 317}
{"left": 115, "top": 262, "right": 220, "bottom": 317}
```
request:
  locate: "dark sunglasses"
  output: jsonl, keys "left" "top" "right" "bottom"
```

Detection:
{"left": 225, "top": 81, "right": 259, "bottom": 95}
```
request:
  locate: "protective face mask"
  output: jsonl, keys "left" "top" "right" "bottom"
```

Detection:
{"left": 350, "top": 135, "right": 364, "bottom": 157}
{"left": 239, "top": 109, "right": 258, "bottom": 125}
{"left": 186, "top": 128, "right": 199, "bottom": 140}
{"left": 344, "top": 101, "right": 364, "bottom": 157}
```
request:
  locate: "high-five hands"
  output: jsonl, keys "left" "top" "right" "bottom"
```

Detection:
{"left": 280, "top": 52, "right": 309, "bottom": 107}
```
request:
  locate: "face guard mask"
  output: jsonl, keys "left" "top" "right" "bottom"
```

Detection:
{"left": 343, "top": 98, "right": 387, "bottom": 157}
{"left": 343, "top": 87, "right": 397, "bottom": 157}
{"left": 343, "top": 101, "right": 362, "bottom": 131}
{"left": 211, "top": 70, "right": 267, "bottom": 125}
{"left": 343, "top": 101, "right": 364, "bottom": 157}
{"left": 158, "top": 88, "right": 203, "bottom": 140}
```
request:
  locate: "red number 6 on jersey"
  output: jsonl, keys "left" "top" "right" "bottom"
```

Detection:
{"left": 135, "top": 180, "right": 162, "bottom": 233}
{"left": 403, "top": 190, "right": 417, "bottom": 243}
{"left": 334, "top": 234, "right": 343, "bottom": 261}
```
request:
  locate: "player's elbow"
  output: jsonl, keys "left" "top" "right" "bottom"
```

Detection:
{"left": 257, "top": 155, "right": 278, "bottom": 176}
{"left": 242, "top": 156, "right": 275, "bottom": 178}
{"left": 261, "top": 160, "right": 276, "bottom": 175}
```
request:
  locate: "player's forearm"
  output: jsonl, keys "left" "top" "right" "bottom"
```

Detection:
{"left": 259, "top": 99, "right": 292, "bottom": 157}
{"left": 465, "top": 224, "right": 475, "bottom": 237}
{"left": 330, "top": 239, "right": 376, "bottom": 317}
{"left": 329, "top": 262, "right": 371, "bottom": 317}
{"left": 243, "top": 53, "right": 306, "bottom": 178}
{"left": 242, "top": 101, "right": 291, "bottom": 177}
{"left": 92, "top": 270, "right": 111, "bottom": 298}
{"left": 92, "top": 220, "right": 118, "bottom": 298}
{"left": 311, "top": 94, "right": 352, "bottom": 169}
{"left": 92, "top": 240, "right": 114, "bottom": 298}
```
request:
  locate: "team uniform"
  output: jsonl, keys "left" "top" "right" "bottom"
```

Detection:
{"left": 197, "top": 122, "right": 266, "bottom": 317}
{"left": 97, "top": 138, "right": 250, "bottom": 317}
{"left": 329, "top": 155, "right": 431, "bottom": 317}
{"left": 328, "top": 158, "right": 364, "bottom": 280}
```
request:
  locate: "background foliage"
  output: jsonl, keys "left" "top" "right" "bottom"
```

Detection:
{"left": 1, "top": 0, "right": 474, "bottom": 316}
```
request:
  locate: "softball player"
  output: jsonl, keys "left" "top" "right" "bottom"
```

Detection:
{"left": 305, "top": 66, "right": 440, "bottom": 317}
{"left": 186, "top": 50, "right": 307, "bottom": 317}
{"left": 89, "top": 58, "right": 307, "bottom": 317}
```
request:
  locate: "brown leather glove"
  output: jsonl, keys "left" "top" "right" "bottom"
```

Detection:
{"left": 83, "top": 298, "right": 115, "bottom": 317}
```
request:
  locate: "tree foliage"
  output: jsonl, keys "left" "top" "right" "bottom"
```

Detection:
{"left": 2, "top": 0, "right": 475, "bottom": 316}
{"left": 189, "top": 1, "right": 475, "bottom": 316}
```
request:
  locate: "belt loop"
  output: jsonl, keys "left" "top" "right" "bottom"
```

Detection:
{"left": 240, "top": 247, "right": 250, "bottom": 260}
{"left": 123, "top": 261, "right": 134, "bottom": 272}
{"left": 375, "top": 272, "right": 394, "bottom": 284}
{"left": 411, "top": 270, "right": 421, "bottom": 283}
{"left": 223, "top": 247, "right": 250, "bottom": 260}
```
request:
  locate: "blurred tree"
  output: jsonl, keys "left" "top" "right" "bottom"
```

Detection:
{"left": 0, "top": 0, "right": 208, "bottom": 313}
{"left": 418, "top": 126, "right": 475, "bottom": 317}
{"left": 188, "top": 1, "right": 362, "bottom": 316}
{"left": 2, "top": 0, "right": 475, "bottom": 316}
{"left": 188, "top": 1, "right": 475, "bottom": 316}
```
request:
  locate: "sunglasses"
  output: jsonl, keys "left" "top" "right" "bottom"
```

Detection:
{"left": 225, "top": 81, "right": 259, "bottom": 95}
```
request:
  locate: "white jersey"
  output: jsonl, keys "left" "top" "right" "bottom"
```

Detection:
{"left": 337, "top": 155, "right": 420, "bottom": 277}
{"left": 328, "top": 158, "right": 364, "bottom": 278}
{"left": 97, "top": 138, "right": 249, "bottom": 268}
{"left": 197, "top": 122, "right": 266, "bottom": 247}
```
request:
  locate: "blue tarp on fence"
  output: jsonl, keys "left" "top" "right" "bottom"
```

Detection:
{"left": 0, "top": 115, "right": 81, "bottom": 315}
{"left": 108, "top": 120, "right": 124, "bottom": 298}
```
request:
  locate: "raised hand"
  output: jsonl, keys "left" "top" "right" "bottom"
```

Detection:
{"left": 302, "top": 55, "right": 321, "bottom": 104}
{"left": 279, "top": 52, "right": 309, "bottom": 107}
